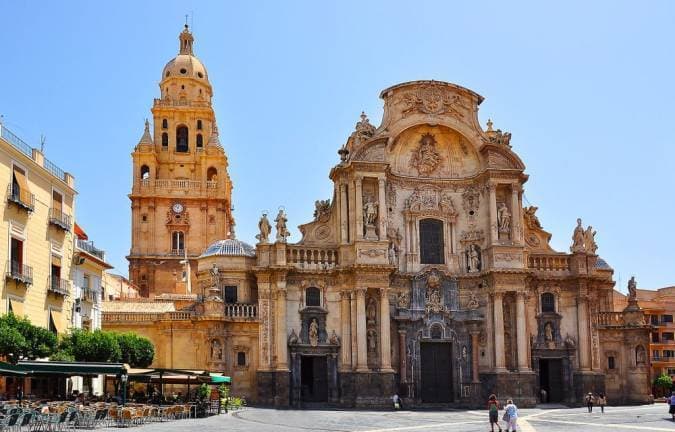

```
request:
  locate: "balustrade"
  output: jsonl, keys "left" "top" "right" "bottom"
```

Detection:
{"left": 528, "top": 254, "right": 571, "bottom": 272}
{"left": 286, "top": 246, "right": 339, "bottom": 270}
{"left": 596, "top": 311, "right": 624, "bottom": 327}
{"left": 224, "top": 303, "right": 257, "bottom": 318}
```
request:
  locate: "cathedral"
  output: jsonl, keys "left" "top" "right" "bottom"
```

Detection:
{"left": 103, "top": 26, "right": 652, "bottom": 408}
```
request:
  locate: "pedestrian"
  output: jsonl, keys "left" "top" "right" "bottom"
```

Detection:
{"left": 585, "top": 392, "right": 594, "bottom": 413}
{"left": 540, "top": 388, "right": 548, "bottom": 403}
{"left": 392, "top": 393, "right": 403, "bottom": 410}
{"left": 503, "top": 399, "right": 518, "bottom": 432}
{"left": 597, "top": 393, "right": 606, "bottom": 413}
{"left": 487, "top": 394, "right": 502, "bottom": 432}
{"left": 668, "top": 391, "right": 675, "bottom": 421}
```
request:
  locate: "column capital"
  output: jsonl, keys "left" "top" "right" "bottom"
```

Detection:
{"left": 355, "top": 176, "right": 363, "bottom": 185}
{"left": 355, "top": 287, "right": 367, "bottom": 297}
{"left": 379, "top": 287, "right": 389, "bottom": 298}
{"left": 398, "top": 329, "right": 407, "bottom": 336}
{"left": 275, "top": 289, "right": 287, "bottom": 300}
{"left": 378, "top": 177, "right": 386, "bottom": 186}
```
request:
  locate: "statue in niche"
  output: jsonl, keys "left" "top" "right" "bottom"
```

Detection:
{"left": 462, "top": 346, "right": 468, "bottom": 360}
{"left": 406, "top": 189, "right": 422, "bottom": 211}
{"left": 210, "top": 263, "right": 220, "bottom": 287}
{"left": 388, "top": 242, "right": 397, "bottom": 265}
{"left": 256, "top": 212, "right": 271, "bottom": 243}
{"left": 425, "top": 287, "right": 444, "bottom": 314}
{"left": 410, "top": 133, "right": 441, "bottom": 176}
{"left": 439, "top": 192, "right": 456, "bottom": 215}
{"left": 497, "top": 202, "right": 511, "bottom": 233}
{"left": 288, "top": 329, "right": 299, "bottom": 345}
{"left": 627, "top": 276, "right": 638, "bottom": 301}
{"left": 210, "top": 339, "right": 222, "bottom": 361}
{"left": 309, "top": 319, "right": 319, "bottom": 347}
{"left": 329, "top": 330, "right": 340, "bottom": 345}
{"left": 544, "top": 322, "right": 554, "bottom": 343}
{"left": 363, "top": 197, "right": 378, "bottom": 226}
{"left": 367, "top": 329, "right": 378, "bottom": 353}
{"left": 584, "top": 226, "right": 597, "bottom": 254}
{"left": 275, "top": 209, "right": 290, "bottom": 242}
{"left": 397, "top": 291, "right": 410, "bottom": 309}
{"left": 636, "top": 345, "right": 646, "bottom": 365}
{"left": 466, "top": 292, "right": 480, "bottom": 310}
{"left": 466, "top": 244, "right": 481, "bottom": 273}
{"left": 571, "top": 218, "right": 585, "bottom": 252}
{"left": 366, "top": 298, "right": 377, "bottom": 325}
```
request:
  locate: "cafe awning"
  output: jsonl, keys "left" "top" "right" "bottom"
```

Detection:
{"left": 209, "top": 373, "right": 231, "bottom": 384}
{"left": 0, "top": 362, "right": 28, "bottom": 376}
{"left": 17, "top": 360, "right": 127, "bottom": 376}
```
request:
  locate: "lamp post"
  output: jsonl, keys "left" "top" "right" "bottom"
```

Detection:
{"left": 120, "top": 373, "right": 128, "bottom": 406}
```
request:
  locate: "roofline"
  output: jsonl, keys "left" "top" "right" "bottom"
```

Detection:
{"left": 379, "top": 80, "right": 485, "bottom": 104}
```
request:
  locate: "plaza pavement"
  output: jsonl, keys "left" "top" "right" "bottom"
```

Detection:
{"left": 99, "top": 404, "right": 675, "bottom": 431}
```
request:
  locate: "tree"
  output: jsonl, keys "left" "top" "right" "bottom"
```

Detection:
{"left": 0, "top": 314, "right": 57, "bottom": 363}
{"left": 115, "top": 333, "right": 154, "bottom": 368}
{"left": 654, "top": 373, "right": 673, "bottom": 396}
{"left": 57, "top": 329, "right": 121, "bottom": 363}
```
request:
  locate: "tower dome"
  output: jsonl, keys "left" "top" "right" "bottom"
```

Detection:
{"left": 161, "top": 25, "right": 210, "bottom": 84}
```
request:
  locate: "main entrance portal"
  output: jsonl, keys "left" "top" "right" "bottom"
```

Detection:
{"left": 539, "top": 359, "right": 564, "bottom": 403}
{"left": 301, "top": 355, "right": 327, "bottom": 402}
{"left": 420, "top": 342, "right": 452, "bottom": 402}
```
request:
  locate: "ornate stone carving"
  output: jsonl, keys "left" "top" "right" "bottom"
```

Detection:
{"left": 497, "top": 202, "right": 511, "bottom": 234}
{"left": 256, "top": 212, "right": 271, "bottom": 244}
{"left": 386, "top": 181, "right": 396, "bottom": 212}
{"left": 353, "top": 142, "right": 385, "bottom": 162}
{"left": 309, "top": 318, "right": 319, "bottom": 347}
{"left": 396, "top": 290, "right": 410, "bottom": 308}
{"left": 358, "top": 248, "right": 386, "bottom": 258}
{"left": 367, "top": 328, "right": 378, "bottom": 354}
{"left": 404, "top": 187, "right": 458, "bottom": 219}
{"left": 485, "top": 120, "right": 512, "bottom": 147}
{"left": 354, "top": 111, "right": 375, "bottom": 141}
{"left": 460, "top": 228, "right": 485, "bottom": 245}
{"left": 494, "top": 252, "right": 520, "bottom": 263}
{"left": 399, "top": 84, "right": 469, "bottom": 117}
{"left": 409, "top": 133, "right": 441, "bottom": 176}
{"left": 465, "top": 244, "right": 481, "bottom": 273}
{"left": 210, "top": 339, "right": 223, "bottom": 360}
{"left": 524, "top": 206, "right": 542, "bottom": 229}
{"left": 363, "top": 196, "right": 378, "bottom": 239}
{"left": 564, "top": 334, "right": 576, "bottom": 349}
{"left": 462, "top": 185, "right": 480, "bottom": 218}
{"left": 627, "top": 276, "right": 637, "bottom": 302}
{"left": 275, "top": 209, "right": 290, "bottom": 242}
{"left": 314, "top": 224, "right": 331, "bottom": 240}
{"left": 584, "top": 226, "right": 597, "bottom": 254}
{"left": 425, "top": 279, "right": 446, "bottom": 315}
{"left": 288, "top": 328, "right": 299, "bottom": 345}
{"left": 466, "top": 292, "right": 480, "bottom": 310}
{"left": 313, "top": 199, "right": 331, "bottom": 222}
{"left": 571, "top": 218, "right": 585, "bottom": 252}
{"left": 329, "top": 330, "right": 340, "bottom": 345}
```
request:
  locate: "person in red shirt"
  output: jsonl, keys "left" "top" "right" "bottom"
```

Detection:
{"left": 487, "top": 394, "right": 502, "bottom": 432}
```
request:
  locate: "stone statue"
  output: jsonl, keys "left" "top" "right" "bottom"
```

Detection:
{"left": 497, "top": 202, "right": 511, "bottom": 233}
{"left": 210, "top": 263, "right": 219, "bottom": 286}
{"left": 584, "top": 226, "right": 597, "bottom": 254}
{"left": 524, "top": 206, "right": 542, "bottom": 229}
{"left": 275, "top": 209, "right": 290, "bottom": 242}
{"left": 571, "top": 218, "right": 585, "bottom": 252}
{"left": 329, "top": 330, "right": 340, "bottom": 345}
{"left": 256, "top": 212, "right": 271, "bottom": 244}
{"left": 288, "top": 328, "right": 299, "bottom": 345}
{"left": 363, "top": 197, "right": 378, "bottom": 226}
{"left": 564, "top": 335, "right": 576, "bottom": 349}
{"left": 309, "top": 319, "right": 319, "bottom": 347}
{"left": 388, "top": 242, "right": 397, "bottom": 265}
{"left": 410, "top": 133, "right": 441, "bottom": 176}
{"left": 396, "top": 291, "right": 410, "bottom": 309}
{"left": 466, "top": 292, "right": 480, "bottom": 310}
{"left": 439, "top": 192, "right": 456, "bottom": 214}
{"left": 467, "top": 244, "right": 480, "bottom": 273}
{"left": 544, "top": 322, "right": 554, "bottom": 342}
{"left": 627, "top": 276, "right": 637, "bottom": 301}
{"left": 366, "top": 298, "right": 377, "bottom": 324}
{"left": 367, "top": 329, "right": 378, "bottom": 353}
{"left": 211, "top": 339, "right": 222, "bottom": 360}
{"left": 313, "top": 199, "right": 331, "bottom": 221}
{"left": 406, "top": 189, "right": 422, "bottom": 211}
{"left": 636, "top": 345, "right": 646, "bottom": 364}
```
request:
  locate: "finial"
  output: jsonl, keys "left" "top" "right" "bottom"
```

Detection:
{"left": 178, "top": 20, "right": 194, "bottom": 55}
{"left": 486, "top": 119, "right": 493, "bottom": 132}
{"left": 360, "top": 111, "right": 367, "bottom": 122}
{"left": 144, "top": 118, "right": 150, "bottom": 131}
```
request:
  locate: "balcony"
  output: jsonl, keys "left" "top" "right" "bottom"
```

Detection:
{"left": 286, "top": 246, "right": 339, "bottom": 270}
{"left": 6, "top": 261, "right": 33, "bottom": 285}
{"left": 49, "top": 208, "right": 71, "bottom": 231}
{"left": 596, "top": 311, "right": 625, "bottom": 327}
{"left": 47, "top": 277, "right": 70, "bottom": 296}
{"left": 169, "top": 249, "right": 185, "bottom": 256}
{"left": 224, "top": 303, "right": 257, "bottom": 319}
{"left": 135, "top": 179, "right": 218, "bottom": 196}
{"left": 528, "top": 254, "right": 571, "bottom": 272}
{"left": 80, "top": 287, "right": 98, "bottom": 303}
{"left": 7, "top": 185, "right": 35, "bottom": 212}
{"left": 76, "top": 239, "right": 105, "bottom": 261}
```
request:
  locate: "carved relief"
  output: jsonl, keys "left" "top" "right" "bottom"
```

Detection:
{"left": 524, "top": 206, "right": 542, "bottom": 229}
{"left": 462, "top": 185, "right": 480, "bottom": 220}
{"left": 313, "top": 199, "right": 331, "bottom": 222}
{"left": 358, "top": 248, "right": 386, "bottom": 258}
{"left": 398, "top": 84, "right": 469, "bottom": 118}
{"left": 396, "top": 290, "right": 410, "bottom": 308}
{"left": 404, "top": 186, "right": 458, "bottom": 218}
{"left": 353, "top": 142, "right": 385, "bottom": 162}
{"left": 465, "top": 292, "right": 480, "bottom": 310}
{"left": 409, "top": 133, "right": 442, "bottom": 176}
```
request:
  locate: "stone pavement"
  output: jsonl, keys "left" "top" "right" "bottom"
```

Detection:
{"left": 98, "top": 404, "right": 675, "bottom": 431}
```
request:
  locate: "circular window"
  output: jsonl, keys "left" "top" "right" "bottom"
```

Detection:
{"left": 197, "top": 72, "right": 204, "bottom": 78}
{"left": 180, "top": 68, "right": 187, "bottom": 74}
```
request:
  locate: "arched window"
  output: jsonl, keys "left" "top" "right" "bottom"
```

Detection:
{"left": 430, "top": 324, "right": 443, "bottom": 339}
{"left": 162, "top": 119, "right": 168, "bottom": 129}
{"left": 207, "top": 167, "right": 218, "bottom": 181}
{"left": 161, "top": 132, "right": 168, "bottom": 147}
{"left": 306, "top": 287, "right": 321, "bottom": 307}
{"left": 196, "top": 134, "right": 203, "bottom": 148}
{"left": 171, "top": 231, "right": 184, "bottom": 253}
{"left": 541, "top": 293, "right": 555, "bottom": 313}
{"left": 176, "top": 125, "right": 189, "bottom": 152}
{"left": 197, "top": 120, "right": 203, "bottom": 130}
{"left": 419, "top": 219, "right": 444, "bottom": 264}
{"left": 140, "top": 165, "right": 150, "bottom": 180}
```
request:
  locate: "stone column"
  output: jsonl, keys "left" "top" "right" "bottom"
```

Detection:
{"left": 340, "top": 291, "right": 351, "bottom": 370}
{"left": 379, "top": 288, "right": 393, "bottom": 371}
{"left": 516, "top": 292, "right": 530, "bottom": 371}
{"left": 493, "top": 292, "right": 506, "bottom": 371}
{"left": 398, "top": 330, "right": 407, "bottom": 383}
{"left": 340, "top": 183, "right": 349, "bottom": 244}
{"left": 378, "top": 178, "right": 387, "bottom": 241}
{"left": 511, "top": 185, "right": 521, "bottom": 243}
{"left": 488, "top": 183, "right": 498, "bottom": 244}
{"left": 470, "top": 331, "right": 480, "bottom": 383}
{"left": 355, "top": 288, "right": 368, "bottom": 372}
{"left": 276, "top": 286, "right": 288, "bottom": 370}
{"left": 355, "top": 177, "right": 364, "bottom": 240}
{"left": 350, "top": 291, "right": 358, "bottom": 368}
{"left": 578, "top": 295, "right": 591, "bottom": 371}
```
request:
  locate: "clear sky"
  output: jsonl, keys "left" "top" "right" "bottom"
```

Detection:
{"left": 1, "top": 1, "right": 673, "bottom": 292}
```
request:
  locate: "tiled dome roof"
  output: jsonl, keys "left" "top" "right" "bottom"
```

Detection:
{"left": 595, "top": 257, "right": 612, "bottom": 270}
{"left": 201, "top": 239, "right": 255, "bottom": 258}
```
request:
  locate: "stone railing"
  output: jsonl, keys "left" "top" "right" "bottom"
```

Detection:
{"left": 102, "top": 311, "right": 195, "bottom": 323}
{"left": 286, "top": 246, "right": 339, "bottom": 270}
{"left": 596, "top": 312, "right": 624, "bottom": 327}
{"left": 224, "top": 303, "right": 257, "bottom": 318}
{"left": 528, "top": 254, "right": 571, "bottom": 272}
{"left": 136, "top": 179, "right": 218, "bottom": 194}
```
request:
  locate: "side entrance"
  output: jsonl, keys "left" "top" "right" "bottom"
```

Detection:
{"left": 420, "top": 342, "right": 453, "bottom": 403}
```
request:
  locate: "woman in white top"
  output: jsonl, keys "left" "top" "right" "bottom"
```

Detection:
{"left": 503, "top": 399, "right": 518, "bottom": 432}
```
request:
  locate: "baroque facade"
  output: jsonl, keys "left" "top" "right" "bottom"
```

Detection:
{"left": 103, "top": 27, "right": 652, "bottom": 408}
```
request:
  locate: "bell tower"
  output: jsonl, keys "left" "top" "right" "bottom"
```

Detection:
{"left": 128, "top": 25, "right": 234, "bottom": 297}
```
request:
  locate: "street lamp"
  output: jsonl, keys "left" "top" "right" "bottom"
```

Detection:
{"left": 120, "top": 373, "right": 128, "bottom": 406}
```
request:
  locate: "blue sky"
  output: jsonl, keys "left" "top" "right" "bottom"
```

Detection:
{"left": 1, "top": 1, "right": 673, "bottom": 291}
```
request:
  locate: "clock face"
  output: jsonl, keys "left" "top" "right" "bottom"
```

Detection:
{"left": 172, "top": 203, "right": 184, "bottom": 214}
